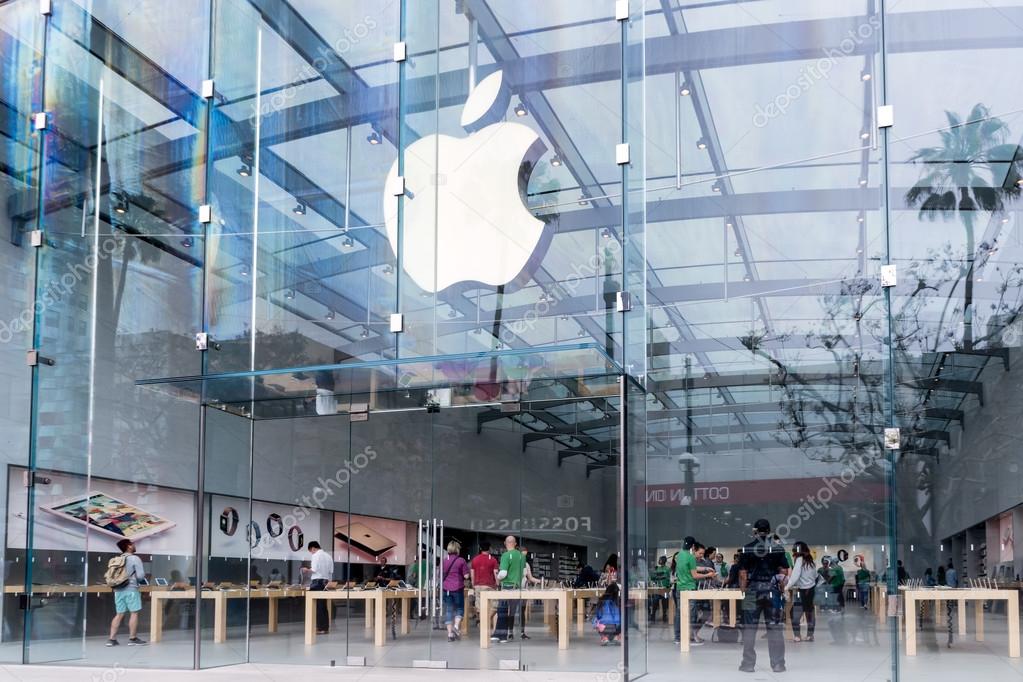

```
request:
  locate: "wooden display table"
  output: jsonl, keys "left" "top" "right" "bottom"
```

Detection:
{"left": 679, "top": 589, "right": 743, "bottom": 653}
{"left": 477, "top": 588, "right": 570, "bottom": 650}
{"left": 567, "top": 587, "right": 603, "bottom": 636}
{"left": 150, "top": 587, "right": 302, "bottom": 644}
{"left": 903, "top": 587, "right": 1020, "bottom": 658}
{"left": 304, "top": 588, "right": 419, "bottom": 646}
{"left": 4, "top": 584, "right": 156, "bottom": 595}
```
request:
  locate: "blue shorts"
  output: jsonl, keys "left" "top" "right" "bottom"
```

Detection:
{"left": 114, "top": 589, "right": 142, "bottom": 614}
{"left": 443, "top": 589, "right": 465, "bottom": 624}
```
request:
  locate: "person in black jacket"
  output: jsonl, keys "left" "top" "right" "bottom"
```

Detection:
{"left": 738, "top": 519, "right": 788, "bottom": 674}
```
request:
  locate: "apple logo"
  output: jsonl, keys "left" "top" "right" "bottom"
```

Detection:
{"left": 383, "top": 70, "right": 550, "bottom": 293}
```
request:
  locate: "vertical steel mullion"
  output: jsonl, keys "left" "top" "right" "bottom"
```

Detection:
{"left": 876, "top": 1, "right": 899, "bottom": 680}
{"left": 193, "top": 405, "right": 207, "bottom": 670}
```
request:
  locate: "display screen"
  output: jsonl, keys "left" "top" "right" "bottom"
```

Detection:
{"left": 48, "top": 493, "right": 172, "bottom": 538}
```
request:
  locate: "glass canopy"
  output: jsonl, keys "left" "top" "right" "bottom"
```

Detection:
{"left": 136, "top": 343, "right": 624, "bottom": 420}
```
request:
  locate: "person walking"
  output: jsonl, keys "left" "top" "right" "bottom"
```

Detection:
{"left": 442, "top": 540, "right": 470, "bottom": 641}
{"left": 738, "top": 519, "right": 788, "bottom": 673}
{"left": 946, "top": 560, "right": 958, "bottom": 588}
{"left": 855, "top": 556, "right": 871, "bottom": 609}
{"left": 787, "top": 541, "right": 817, "bottom": 642}
{"left": 106, "top": 538, "right": 147, "bottom": 647}
{"left": 493, "top": 535, "right": 526, "bottom": 643}
{"left": 470, "top": 542, "right": 498, "bottom": 632}
{"left": 301, "top": 540, "right": 333, "bottom": 635}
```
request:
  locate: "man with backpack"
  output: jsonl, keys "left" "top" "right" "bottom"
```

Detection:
{"left": 737, "top": 519, "right": 788, "bottom": 673}
{"left": 106, "top": 538, "right": 146, "bottom": 647}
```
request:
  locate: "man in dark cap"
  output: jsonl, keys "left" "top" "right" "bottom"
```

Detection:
{"left": 737, "top": 518, "right": 788, "bottom": 673}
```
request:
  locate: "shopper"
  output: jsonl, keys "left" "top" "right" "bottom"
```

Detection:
{"left": 601, "top": 553, "right": 619, "bottom": 585}
{"left": 593, "top": 583, "right": 622, "bottom": 646}
{"left": 787, "top": 541, "right": 817, "bottom": 642}
{"left": 649, "top": 555, "right": 671, "bottom": 622}
{"left": 924, "top": 567, "right": 936, "bottom": 587}
{"left": 855, "top": 556, "right": 871, "bottom": 609}
{"left": 301, "top": 540, "right": 333, "bottom": 635}
{"left": 493, "top": 535, "right": 526, "bottom": 643}
{"left": 675, "top": 537, "right": 717, "bottom": 646}
{"left": 937, "top": 564, "right": 947, "bottom": 587}
{"left": 897, "top": 560, "right": 909, "bottom": 585}
{"left": 738, "top": 518, "right": 788, "bottom": 673}
{"left": 830, "top": 558, "right": 846, "bottom": 609}
{"left": 946, "top": 560, "right": 958, "bottom": 588}
{"left": 106, "top": 538, "right": 147, "bottom": 647}
{"left": 442, "top": 540, "right": 470, "bottom": 641}
{"left": 574, "top": 559, "right": 600, "bottom": 587}
{"left": 518, "top": 545, "right": 542, "bottom": 639}
{"left": 471, "top": 542, "right": 498, "bottom": 588}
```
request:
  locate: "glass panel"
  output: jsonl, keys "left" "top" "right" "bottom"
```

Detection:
{"left": 888, "top": 0, "right": 1023, "bottom": 669}
{"left": 26, "top": 0, "right": 207, "bottom": 667}
{"left": 0, "top": 0, "right": 43, "bottom": 662}
{"left": 245, "top": 413, "right": 351, "bottom": 665}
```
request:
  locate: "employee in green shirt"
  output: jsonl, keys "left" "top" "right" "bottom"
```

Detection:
{"left": 492, "top": 535, "right": 526, "bottom": 643}
{"left": 649, "top": 555, "right": 670, "bottom": 622}
{"left": 674, "top": 538, "right": 717, "bottom": 645}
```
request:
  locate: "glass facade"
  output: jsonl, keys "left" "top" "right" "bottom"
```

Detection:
{"left": 0, "top": 1, "right": 1022, "bottom": 679}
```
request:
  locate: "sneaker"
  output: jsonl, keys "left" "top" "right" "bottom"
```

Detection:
{"left": 520, "top": 633, "right": 530, "bottom": 640}
{"left": 507, "top": 634, "right": 514, "bottom": 641}
{"left": 127, "top": 638, "right": 146, "bottom": 646}
{"left": 447, "top": 635, "right": 455, "bottom": 642}
{"left": 806, "top": 635, "right": 814, "bottom": 642}
{"left": 601, "top": 640, "right": 609, "bottom": 647}
{"left": 772, "top": 664, "right": 786, "bottom": 673}
{"left": 105, "top": 639, "right": 118, "bottom": 647}
{"left": 498, "top": 638, "right": 509, "bottom": 644}
{"left": 689, "top": 638, "right": 704, "bottom": 646}
{"left": 490, "top": 636, "right": 501, "bottom": 642}
{"left": 738, "top": 664, "right": 755, "bottom": 673}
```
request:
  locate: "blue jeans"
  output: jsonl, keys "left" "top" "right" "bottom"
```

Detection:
{"left": 443, "top": 589, "right": 465, "bottom": 625}
{"left": 673, "top": 590, "right": 699, "bottom": 641}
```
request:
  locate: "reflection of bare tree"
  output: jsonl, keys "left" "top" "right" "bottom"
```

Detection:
{"left": 904, "top": 104, "right": 1023, "bottom": 350}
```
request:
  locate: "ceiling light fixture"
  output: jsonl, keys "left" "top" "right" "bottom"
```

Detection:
{"left": 366, "top": 130, "right": 381, "bottom": 145}
{"left": 181, "top": 237, "right": 194, "bottom": 248}
{"left": 696, "top": 137, "right": 708, "bottom": 150}
{"left": 325, "top": 309, "right": 335, "bottom": 320}
{"left": 236, "top": 164, "right": 252, "bottom": 177}
{"left": 860, "top": 130, "right": 870, "bottom": 140}
{"left": 679, "top": 82, "right": 692, "bottom": 96}
{"left": 550, "top": 154, "right": 563, "bottom": 167}
{"left": 861, "top": 70, "right": 872, "bottom": 82}
{"left": 292, "top": 202, "right": 306, "bottom": 216}
{"left": 711, "top": 181, "right": 722, "bottom": 193}
{"left": 112, "top": 192, "right": 129, "bottom": 215}
{"left": 285, "top": 289, "right": 295, "bottom": 300}
{"left": 859, "top": 177, "right": 868, "bottom": 187}
{"left": 514, "top": 100, "right": 527, "bottom": 117}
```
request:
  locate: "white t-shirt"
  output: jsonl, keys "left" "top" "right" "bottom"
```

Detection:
{"left": 310, "top": 550, "right": 333, "bottom": 581}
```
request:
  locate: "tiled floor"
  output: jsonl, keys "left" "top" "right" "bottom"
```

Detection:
{"left": 3, "top": 606, "right": 1023, "bottom": 681}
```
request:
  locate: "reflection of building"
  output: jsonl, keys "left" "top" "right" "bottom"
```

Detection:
{"left": 2, "top": 0, "right": 1023, "bottom": 678}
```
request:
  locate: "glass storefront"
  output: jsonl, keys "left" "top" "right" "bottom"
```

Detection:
{"left": 1, "top": 0, "right": 1023, "bottom": 679}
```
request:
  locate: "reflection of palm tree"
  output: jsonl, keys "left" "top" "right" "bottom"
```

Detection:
{"left": 905, "top": 104, "right": 1023, "bottom": 349}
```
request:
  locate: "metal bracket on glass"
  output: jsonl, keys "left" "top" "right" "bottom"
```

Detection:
{"left": 22, "top": 470, "right": 51, "bottom": 488}
{"left": 880, "top": 264, "right": 897, "bottom": 288}
{"left": 616, "top": 290, "right": 632, "bottom": 312}
{"left": 39, "top": 0, "right": 51, "bottom": 15}
{"left": 32, "top": 112, "right": 47, "bottom": 131}
{"left": 350, "top": 402, "right": 369, "bottom": 422}
{"left": 388, "top": 175, "right": 406, "bottom": 197}
{"left": 26, "top": 350, "right": 54, "bottom": 367}
{"left": 29, "top": 230, "right": 43, "bottom": 248}
{"left": 195, "top": 332, "right": 221, "bottom": 352}
{"left": 500, "top": 401, "right": 521, "bottom": 413}
{"left": 201, "top": 79, "right": 215, "bottom": 100}
{"left": 390, "top": 313, "right": 404, "bottom": 333}
{"left": 393, "top": 42, "right": 407, "bottom": 62}
{"left": 884, "top": 427, "right": 901, "bottom": 450}
{"left": 198, "top": 204, "right": 212, "bottom": 224}
{"left": 615, "top": 0, "right": 629, "bottom": 21}
{"left": 615, "top": 142, "right": 631, "bottom": 165}
{"left": 877, "top": 105, "right": 894, "bottom": 129}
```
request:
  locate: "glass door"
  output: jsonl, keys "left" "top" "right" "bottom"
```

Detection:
{"left": 347, "top": 406, "right": 435, "bottom": 667}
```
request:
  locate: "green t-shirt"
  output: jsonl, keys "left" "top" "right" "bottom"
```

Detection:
{"left": 830, "top": 565, "right": 845, "bottom": 588}
{"left": 856, "top": 568, "right": 870, "bottom": 583}
{"left": 675, "top": 551, "right": 697, "bottom": 591}
{"left": 785, "top": 551, "right": 793, "bottom": 569}
{"left": 499, "top": 548, "right": 526, "bottom": 588}
{"left": 650, "top": 564, "right": 670, "bottom": 587}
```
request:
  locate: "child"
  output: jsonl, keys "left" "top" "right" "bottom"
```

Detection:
{"left": 593, "top": 583, "right": 622, "bottom": 646}
{"left": 770, "top": 563, "right": 787, "bottom": 624}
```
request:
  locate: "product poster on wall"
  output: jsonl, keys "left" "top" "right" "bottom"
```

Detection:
{"left": 210, "top": 495, "right": 323, "bottom": 561}
{"left": 333, "top": 513, "right": 415, "bottom": 565}
{"left": 1000, "top": 512, "right": 1014, "bottom": 563}
{"left": 6, "top": 465, "right": 195, "bottom": 555}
